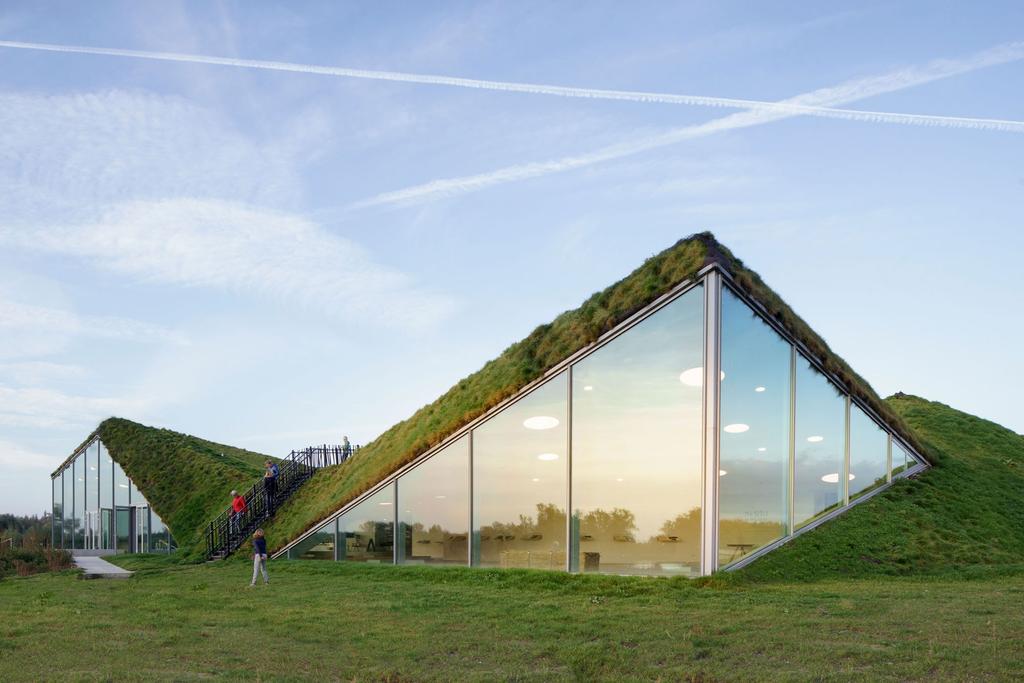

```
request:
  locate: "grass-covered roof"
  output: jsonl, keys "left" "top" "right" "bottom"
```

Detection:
{"left": 265, "top": 232, "right": 928, "bottom": 554}
{"left": 57, "top": 417, "right": 273, "bottom": 559}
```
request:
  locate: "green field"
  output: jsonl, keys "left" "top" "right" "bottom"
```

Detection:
{"left": 2, "top": 556, "right": 1023, "bottom": 681}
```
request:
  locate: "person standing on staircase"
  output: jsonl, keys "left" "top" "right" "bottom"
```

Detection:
{"left": 230, "top": 490, "right": 247, "bottom": 537}
{"left": 264, "top": 460, "right": 279, "bottom": 512}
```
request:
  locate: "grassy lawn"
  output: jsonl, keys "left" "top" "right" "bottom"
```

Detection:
{"left": 2, "top": 556, "right": 1024, "bottom": 681}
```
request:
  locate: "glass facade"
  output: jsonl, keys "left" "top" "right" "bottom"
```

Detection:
{"left": 718, "top": 288, "right": 790, "bottom": 566}
{"left": 399, "top": 435, "right": 469, "bottom": 566}
{"left": 571, "top": 288, "right": 704, "bottom": 576}
{"left": 279, "top": 276, "right": 925, "bottom": 575}
{"left": 473, "top": 373, "right": 567, "bottom": 570}
{"left": 337, "top": 484, "right": 394, "bottom": 563}
{"left": 849, "top": 406, "right": 889, "bottom": 500}
{"left": 794, "top": 357, "right": 847, "bottom": 528}
{"left": 50, "top": 437, "right": 173, "bottom": 554}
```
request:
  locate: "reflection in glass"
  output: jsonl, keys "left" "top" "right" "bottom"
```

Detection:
{"left": 398, "top": 435, "right": 469, "bottom": 565}
{"left": 338, "top": 485, "right": 394, "bottom": 563}
{"left": 116, "top": 506, "right": 130, "bottom": 552}
{"left": 571, "top": 287, "right": 704, "bottom": 576}
{"left": 52, "top": 474, "right": 63, "bottom": 548}
{"left": 73, "top": 455, "right": 85, "bottom": 548}
{"left": 289, "top": 520, "right": 337, "bottom": 560}
{"left": 892, "top": 440, "right": 911, "bottom": 476}
{"left": 718, "top": 288, "right": 790, "bottom": 566}
{"left": 473, "top": 373, "right": 567, "bottom": 570}
{"left": 849, "top": 406, "right": 888, "bottom": 499}
{"left": 150, "top": 512, "right": 171, "bottom": 553}
{"left": 99, "top": 443, "right": 113, "bottom": 549}
{"left": 794, "top": 357, "right": 846, "bottom": 527}
{"left": 85, "top": 444, "right": 98, "bottom": 549}
{"left": 63, "top": 468, "right": 73, "bottom": 549}
{"left": 114, "top": 461, "right": 129, "bottom": 506}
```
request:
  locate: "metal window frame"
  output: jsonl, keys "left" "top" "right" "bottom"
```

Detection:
{"left": 700, "top": 271, "right": 721, "bottom": 575}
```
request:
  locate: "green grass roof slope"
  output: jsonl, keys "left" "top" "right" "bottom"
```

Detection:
{"left": 264, "top": 232, "right": 925, "bottom": 554}
{"left": 734, "top": 394, "right": 1024, "bottom": 582}
{"left": 65, "top": 418, "right": 274, "bottom": 559}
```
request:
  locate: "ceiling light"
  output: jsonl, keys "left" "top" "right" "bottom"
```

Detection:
{"left": 524, "top": 416, "right": 560, "bottom": 430}
{"left": 679, "top": 368, "right": 726, "bottom": 387}
{"left": 434, "top": 495, "right": 446, "bottom": 500}
{"left": 724, "top": 423, "right": 749, "bottom": 434}
{"left": 531, "top": 478, "right": 540, "bottom": 482}
{"left": 807, "top": 435, "right": 824, "bottom": 443}
{"left": 820, "top": 473, "right": 856, "bottom": 484}
{"left": 118, "top": 484, "right": 129, "bottom": 489}
{"left": 379, "top": 501, "right": 392, "bottom": 506}
{"left": 536, "top": 453, "right": 559, "bottom": 461}
{"left": 719, "top": 469, "right": 728, "bottom": 476}
{"left": 583, "top": 385, "right": 594, "bottom": 392}
{"left": 755, "top": 386, "right": 766, "bottom": 393}
{"left": 757, "top": 447, "right": 767, "bottom": 452}
{"left": 615, "top": 477, "right": 624, "bottom": 482}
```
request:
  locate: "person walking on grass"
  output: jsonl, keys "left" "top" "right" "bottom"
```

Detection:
{"left": 230, "top": 490, "right": 247, "bottom": 537}
{"left": 250, "top": 529, "right": 269, "bottom": 587}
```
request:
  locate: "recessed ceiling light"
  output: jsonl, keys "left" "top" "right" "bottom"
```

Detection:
{"left": 615, "top": 477, "right": 624, "bottom": 482}
{"left": 524, "top": 416, "right": 560, "bottom": 430}
{"left": 434, "top": 495, "right": 446, "bottom": 500}
{"left": 583, "top": 385, "right": 594, "bottom": 392}
{"left": 755, "top": 386, "right": 766, "bottom": 393}
{"left": 719, "top": 469, "right": 728, "bottom": 476}
{"left": 679, "top": 368, "right": 726, "bottom": 387}
{"left": 724, "top": 423, "right": 749, "bottom": 434}
{"left": 757, "top": 447, "right": 767, "bottom": 452}
{"left": 379, "top": 501, "right": 392, "bottom": 506}
{"left": 531, "top": 478, "right": 541, "bottom": 482}
{"left": 118, "top": 484, "right": 129, "bottom": 489}
{"left": 536, "top": 453, "right": 559, "bottom": 461}
{"left": 807, "top": 435, "right": 824, "bottom": 443}
{"left": 820, "top": 473, "right": 856, "bottom": 483}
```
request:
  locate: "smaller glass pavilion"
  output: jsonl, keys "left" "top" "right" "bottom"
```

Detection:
{"left": 51, "top": 437, "right": 175, "bottom": 554}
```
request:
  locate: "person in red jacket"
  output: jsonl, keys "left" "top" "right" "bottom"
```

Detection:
{"left": 230, "top": 490, "right": 247, "bottom": 536}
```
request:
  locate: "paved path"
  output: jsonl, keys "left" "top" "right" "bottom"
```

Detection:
{"left": 73, "top": 555, "right": 134, "bottom": 579}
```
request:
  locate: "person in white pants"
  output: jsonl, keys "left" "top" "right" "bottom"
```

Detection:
{"left": 250, "top": 529, "right": 269, "bottom": 586}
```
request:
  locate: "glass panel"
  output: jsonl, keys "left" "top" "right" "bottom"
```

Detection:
{"left": 85, "top": 445, "right": 98, "bottom": 549}
{"left": 718, "top": 288, "right": 790, "bottom": 566}
{"left": 473, "top": 373, "right": 567, "bottom": 571}
{"left": 73, "top": 454, "right": 85, "bottom": 548}
{"left": 150, "top": 511, "right": 170, "bottom": 553}
{"left": 129, "top": 479, "right": 142, "bottom": 506}
{"left": 338, "top": 484, "right": 394, "bottom": 563}
{"left": 398, "top": 435, "right": 469, "bottom": 566}
{"left": 571, "top": 287, "right": 704, "bottom": 577}
{"left": 63, "top": 467, "right": 73, "bottom": 549}
{"left": 99, "top": 443, "right": 113, "bottom": 549}
{"left": 137, "top": 507, "right": 149, "bottom": 553}
{"left": 892, "top": 439, "right": 910, "bottom": 476}
{"left": 288, "top": 520, "right": 336, "bottom": 560}
{"left": 114, "top": 461, "right": 130, "bottom": 506}
{"left": 794, "top": 357, "right": 846, "bottom": 527}
{"left": 849, "top": 406, "right": 889, "bottom": 499}
{"left": 116, "top": 507, "right": 131, "bottom": 552}
{"left": 52, "top": 474, "right": 63, "bottom": 549}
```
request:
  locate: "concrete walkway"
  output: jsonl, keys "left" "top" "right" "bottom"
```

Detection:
{"left": 73, "top": 555, "right": 134, "bottom": 579}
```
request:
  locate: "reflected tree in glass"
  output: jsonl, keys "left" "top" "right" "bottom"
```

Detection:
{"left": 794, "top": 357, "right": 846, "bottom": 527}
{"left": 571, "top": 287, "right": 704, "bottom": 577}
{"left": 338, "top": 485, "right": 394, "bottom": 563}
{"left": 473, "top": 373, "right": 567, "bottom": 570}
{"left": 718, "top": 287, "right": 790, "bottom": 566}
{"left": 398, "top": 435, "right": 469, "bottom": 566}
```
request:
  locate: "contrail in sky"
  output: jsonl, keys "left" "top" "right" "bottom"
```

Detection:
{"left": 349, "top": 42, "right": 1024, "bottom": 209}
{"left": 1, "top": 39, "right": 1022, "bottom": 133}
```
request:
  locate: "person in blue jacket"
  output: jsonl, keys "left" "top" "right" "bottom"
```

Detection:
{"left": 250, "top": 529, "right": 269, "bottom": 587}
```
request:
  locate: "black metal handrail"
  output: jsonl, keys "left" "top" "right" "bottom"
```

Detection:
{"left": 205, "top": 444, "right": 359, "bottom": 559}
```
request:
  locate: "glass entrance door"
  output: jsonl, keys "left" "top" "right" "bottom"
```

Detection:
{"left": 116, "top": 507, "right": 131, "bottom": 552}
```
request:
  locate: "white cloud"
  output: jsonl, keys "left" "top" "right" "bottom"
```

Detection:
{"left": 0, "top": 361, "right": 88, "bottom": 385}
{"left": 0, "top": 385, "right": 146, "bottom": 430}
{"left": 0, "top": 296, "right": 189, "bottom": 346}
{"left": 0, "top": 439, "right": 61, "bottom": 472}
{"left": 1, "top": 198, "right": 455, "bottom": 330}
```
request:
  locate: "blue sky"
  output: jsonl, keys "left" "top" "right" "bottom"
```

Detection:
{"left": 1, "top": 1, "right": 1021, "bottom": 515}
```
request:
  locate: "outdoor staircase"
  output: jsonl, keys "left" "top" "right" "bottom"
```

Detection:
{"left": 205, "top": 444, "right": 359, "bottom": 560}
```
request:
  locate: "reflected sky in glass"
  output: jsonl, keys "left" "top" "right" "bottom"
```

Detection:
{"left": 794, "top": 356, "right": 846, "bottom": 527}
{"left": 473, "top": 372, "right": 567, "bottom": 569}
{"left": 572, "top": 286, "right": 703, "bottom": 576}
{"left": 850, "top": 405, "right": 889, "bottom": 498}
{"left": 338, "top": 484, "right": 394, "bottom": 563}
{"left": 718, "top": 287, "right": 789, "bottom": 565}
{"left": 398, "top": 434, "right": 469, "bottom": 565}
